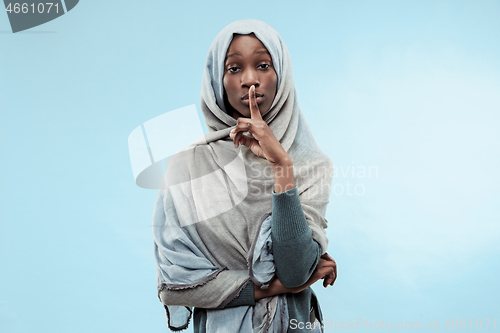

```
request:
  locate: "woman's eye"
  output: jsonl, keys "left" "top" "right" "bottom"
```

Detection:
{"left": 228, "top": 67, "right": 240, "bottom": 73}
{"left": 258, "top": 64, "right": 270, "bottom": 69}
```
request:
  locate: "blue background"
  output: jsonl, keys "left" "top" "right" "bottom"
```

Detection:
{"left": 1, "top": 0, "right": 499, "bottom": 332}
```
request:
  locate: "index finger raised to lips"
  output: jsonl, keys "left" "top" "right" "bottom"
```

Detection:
{"left": 249, "top": 85, "right": 262, "bottom": 120}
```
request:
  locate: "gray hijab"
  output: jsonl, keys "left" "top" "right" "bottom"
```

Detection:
{"left": 200, "top": 19, "right": 299, "bottom": 153}
{"left": 153, "top": 19, "right": 333, "bottom": 332}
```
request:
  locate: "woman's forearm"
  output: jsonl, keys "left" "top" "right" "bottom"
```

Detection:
{"left": 271, "top": 184, "right": 322, "bottom": 288}
{"left": 255, "top": 254, "right": 337, "bottom": 300}
{"left": 253, "top": 275, "right": 317, "bottom": 301}
{"left": 254, "top": 277, "right": 295, "bottom": 300}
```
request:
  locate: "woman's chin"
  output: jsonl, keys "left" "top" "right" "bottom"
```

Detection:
{"left": 231, "top": 104, "right": 270, "bottom": 119}
{"left": 231, "top": 109, "right": 249, "bottom": 119}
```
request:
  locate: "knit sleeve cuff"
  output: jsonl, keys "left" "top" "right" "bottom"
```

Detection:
{"left": 224, "top": 280, "right": 255, "bottom": 308}
{"left": 272, "top": 186, "right": 311, "bottom": 242}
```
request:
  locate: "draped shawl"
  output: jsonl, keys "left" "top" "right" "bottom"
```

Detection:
{"left": 153, "top": 19, "right": 333, "bottom": 331}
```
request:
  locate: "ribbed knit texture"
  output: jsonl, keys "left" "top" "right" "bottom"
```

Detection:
{"left": 271, "top": 186, "right": 310, "bottom": 242}
{"left": 225, "top": 281, "right": 255, "bottom": 307}
{"left": 272, "top": 186, "right": 321, "bottom": 288}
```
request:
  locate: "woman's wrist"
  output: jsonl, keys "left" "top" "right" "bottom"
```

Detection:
{"left": 272, "top": 157, "right": 295, "bottom": 193}
{"left": 254, "top": 278, "right": 299, "bottom": 300}
{"left": 254, "top": 284, "right": 268, "bottom": 301}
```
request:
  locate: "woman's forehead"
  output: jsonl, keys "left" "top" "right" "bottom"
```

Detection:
{"left": 225, "top": 33, "right": 272, "bottom": 60}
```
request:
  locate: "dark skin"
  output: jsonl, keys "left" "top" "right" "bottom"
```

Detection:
{"left": 223, "top": 34, "right": 337, "bottom": 300}
{"left": 223, "top": 33, "right": 277, "bottom": 120}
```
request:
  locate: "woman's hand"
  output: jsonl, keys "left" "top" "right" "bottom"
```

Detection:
{"left": 231, "top": 85, "right": 295, "bottom": 192}
{"left": 319, "top": 253, "right": 337, "bottom": 287}
{"left": 254, "top": 253, "right": 337, "bottom": 300}
{"left": 229, "top": 85, "right": 289, "bottom": 167}
{"left": 293, "top": 253, "right": 337, "bottom": 292}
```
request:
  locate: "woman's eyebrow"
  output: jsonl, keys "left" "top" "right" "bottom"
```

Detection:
{"left": 225, "top": 52, "right": 242, "bottom": 60}
{"left": 254, "top": 50, "right": 270, "bottom": 56}
{"left": 225, "top": 50, "right": 271, "bottom": 61}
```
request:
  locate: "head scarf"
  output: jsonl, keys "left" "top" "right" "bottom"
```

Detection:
{"left": 200, "top": 19, "right": 300, "bottom": 153}
{"left": 153, "top": 19, "right": 333, "bottom": 331}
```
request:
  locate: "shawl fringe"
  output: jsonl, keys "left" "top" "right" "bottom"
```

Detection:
{"left": 157, "top": 266, "right": 227, "bottom": 299}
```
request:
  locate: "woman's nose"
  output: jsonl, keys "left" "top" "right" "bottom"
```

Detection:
{"left": 241, "top": 69, "right": 259, "bottom": 88}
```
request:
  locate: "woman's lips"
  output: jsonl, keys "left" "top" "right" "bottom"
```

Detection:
{"left": 241, "top": 92, "right": 263, "bottom": 100}
{"left": 242, "top": 97, "right": 262, "bottom": 105}
{"left": 242, "top": 91, "right": 263, "bottom": 105}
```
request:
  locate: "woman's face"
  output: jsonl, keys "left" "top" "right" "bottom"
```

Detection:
{"left": 223, "top": 34, "right": 278, "bottom": 119}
